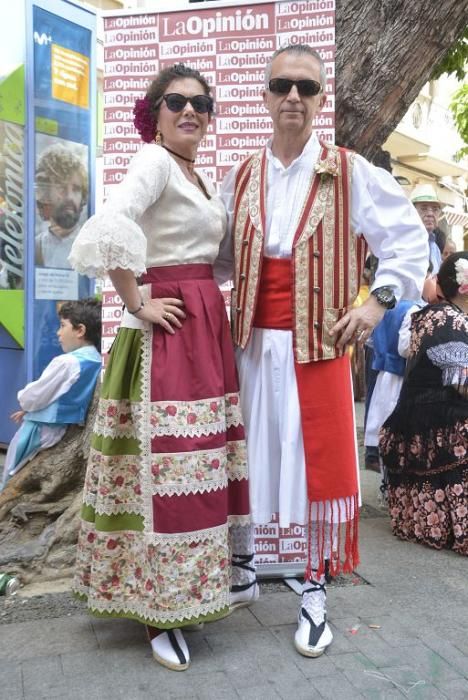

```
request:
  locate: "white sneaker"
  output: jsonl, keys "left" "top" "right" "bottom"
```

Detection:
{"left": 294, "top": 608, "right": 333, "bottom": 657}
{"left": 294, "top": 579, "right": 333, "bottom": 657}
{"left": 150, "top": 629, "right": 190, "bottom": 671}
{"left": 230, "top": 580, "right": 260, "bottom": 610}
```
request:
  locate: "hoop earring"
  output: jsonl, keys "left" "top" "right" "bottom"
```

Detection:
{"left": 154, "top": 130, "right": 162, "bottom": 145}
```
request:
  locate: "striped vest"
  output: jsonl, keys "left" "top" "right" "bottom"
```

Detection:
{"left": 231, "top": 143, "right": 368, "bottom": 363}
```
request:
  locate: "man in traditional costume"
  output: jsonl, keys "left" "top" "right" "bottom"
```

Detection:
{"left": 218, "top": 44, "right": 429, "bottom": 657}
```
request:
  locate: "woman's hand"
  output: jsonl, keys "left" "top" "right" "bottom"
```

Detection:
{"left": 135, "top": 297, "right": 186, "bottom": 335}
{"left": 11, "top": 410, "right": 26, "bottom": 423}
{"left": 106, "top": 269, "right": 186, "bottom": 335}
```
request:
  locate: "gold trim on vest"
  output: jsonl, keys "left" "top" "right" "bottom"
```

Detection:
{"left": 232, "top": 144, "right": 365, "bottom": 362}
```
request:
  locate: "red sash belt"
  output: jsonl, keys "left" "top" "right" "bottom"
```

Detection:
{"left": 252, "top": 256, "right": 359, "bottom": 577}
{"left": 253, "top": 257, "right": 292, "bottom": 329}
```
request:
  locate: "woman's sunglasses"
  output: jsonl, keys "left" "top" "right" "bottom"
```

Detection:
{"left": 268, "top": 78, "right": 322, "bottom": 97}
{"left": 161, "top": 93, "right": 214, "bottom": 114}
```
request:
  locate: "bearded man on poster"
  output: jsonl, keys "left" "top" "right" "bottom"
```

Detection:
{"left": 218, "top": 43, "right": 428, "bottom": 657}
{"left": 35, "top": 144, "right": 88, "bottom": 269}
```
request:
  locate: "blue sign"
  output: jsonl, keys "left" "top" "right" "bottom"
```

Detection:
{"left": 31, "top": 1, "right": 96, "bottom": 377}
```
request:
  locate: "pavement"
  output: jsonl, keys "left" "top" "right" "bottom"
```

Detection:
{"left": 1, "top": 403, "right": 468, "bottom": 699}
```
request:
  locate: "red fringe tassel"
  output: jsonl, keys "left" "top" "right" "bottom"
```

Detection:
{"left": 304, "top": 493, "right": 360, "bottom": 581}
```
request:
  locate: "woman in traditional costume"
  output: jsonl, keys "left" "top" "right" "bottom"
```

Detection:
{"left": 380, "top": 252, "right": 468, "bottom": 555}
{"left": 69, "top": 64, "right": 253, "bottom": 671}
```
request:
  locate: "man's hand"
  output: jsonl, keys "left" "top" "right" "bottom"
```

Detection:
{"left": 330, "top": 295, "right": 385, "bottom": 350}
{"left": 11, "top": 410, "right": 26, "bottom": 423}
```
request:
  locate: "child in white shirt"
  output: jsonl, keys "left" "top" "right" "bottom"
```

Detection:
{"left": 1, "top": 299, "right": 102, "bottom": 490}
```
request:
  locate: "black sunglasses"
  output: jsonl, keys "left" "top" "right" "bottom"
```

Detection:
{"left": 268, "top": 78, "right": 322, "bottom": 97}
{"left": 161, "top": 93, "right": 213, "bottom": 114}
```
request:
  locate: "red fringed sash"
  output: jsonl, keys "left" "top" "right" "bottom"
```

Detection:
{"left": 253, "top": 256, "right": 360, "bottom": 577}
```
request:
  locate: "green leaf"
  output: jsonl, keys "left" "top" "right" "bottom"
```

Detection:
{"left": 431, "top": 28, "right": 468, "bottom": 82}
{"left": 449, "top": 83, "right": 468, "bottom": 157}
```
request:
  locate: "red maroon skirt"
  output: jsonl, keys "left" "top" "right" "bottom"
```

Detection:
{"left": 140, "top": 264, "right": 250, "bottom": 533}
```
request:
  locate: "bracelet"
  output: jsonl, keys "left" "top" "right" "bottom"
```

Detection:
{"left": 127, "top": 297, "right": 145, "bottom": 315}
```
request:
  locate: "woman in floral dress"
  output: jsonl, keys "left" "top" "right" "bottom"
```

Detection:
{"left": 380, "top": 251, "right": 468, "bottom": 555}
{"left": 69, "top": 64, "right": 253, "bottom": 671}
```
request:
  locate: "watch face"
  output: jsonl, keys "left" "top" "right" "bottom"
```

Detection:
{"left": 380, "top": 288, "right": 393, "bottom": 303}
{"left": 373, "top": 287, "right": 396, "bottom": 308}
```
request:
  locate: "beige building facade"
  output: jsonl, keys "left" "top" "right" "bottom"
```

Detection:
{"left": 384, "top": 76, "right": 468, "bottom": 251}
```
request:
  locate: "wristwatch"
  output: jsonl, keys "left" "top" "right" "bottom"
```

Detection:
{"left": 371, "top": 286, "right": 396, "bottom": 309}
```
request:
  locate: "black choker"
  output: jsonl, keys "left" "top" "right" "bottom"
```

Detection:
{"left": 162, "top": 144, "right": 195, "bottom": 164}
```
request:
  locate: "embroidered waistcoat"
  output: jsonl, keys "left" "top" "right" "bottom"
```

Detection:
{"left": 26, "top": 347, "right": 101, "bottom": 425}
{"left": 231, "top": 143, "right": 368, "bottom": 363}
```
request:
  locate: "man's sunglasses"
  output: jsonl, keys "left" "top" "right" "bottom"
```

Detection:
{"left": 268, "top": 78, "right": 322, "bottom": 97}
{"left": 161, "top": 93, "right": 214, "bottom": 114}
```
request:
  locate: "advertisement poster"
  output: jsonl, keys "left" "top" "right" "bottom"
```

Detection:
{"left": 33, "top": 4, "right": 94, "bottom": 375}
{"left": 0, "top": 120, "right": 24, "bottom": 296}
{"left": 102, "top": 0, "right": 335, "bottom": 576}
{"left": 0, "top": 3, "right": 26, "bottom": 444}
{"left": 0, "top": 28, "right": 26, "bottom": 349}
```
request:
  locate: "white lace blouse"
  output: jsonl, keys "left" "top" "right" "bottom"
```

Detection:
{"left": 69, "top": 144, "right": 227, "bottom": 279}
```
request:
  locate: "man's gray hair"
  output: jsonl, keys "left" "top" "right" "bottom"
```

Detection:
{"left": 264, "top": 44, "right": 327, "bottom": 92}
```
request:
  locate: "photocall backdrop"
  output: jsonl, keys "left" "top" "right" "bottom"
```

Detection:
{"left": 101, "top": 0, "right": 336, "bottom": 577}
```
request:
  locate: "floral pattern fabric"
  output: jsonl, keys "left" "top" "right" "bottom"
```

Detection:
{"left": 388, "top": 475, "right": 468, "bottom": 555}
{"left": 380, "top": 303, "right": 468, "bottom": 555}
{"left": 408, "top": 304, "right": 468, "bottom": 357}
{"left": 84, "top": 439, "right": 248, "bottom": 513}
{"left": 74, "top": 520, "right": 231, "bottom": 623}
{"left": 94, "top": 394, "right": 243, "bottom": 439}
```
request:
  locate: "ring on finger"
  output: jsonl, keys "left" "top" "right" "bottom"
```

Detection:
{"left": 164, "top": 312, "right": 171, "bottom": 320}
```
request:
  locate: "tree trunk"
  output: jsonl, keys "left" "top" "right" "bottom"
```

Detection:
{"left": 336, "top": 0, "right": 468, "bottom": 159}
{"left": 0, "top": 385, "right": 99, "bottom": 584}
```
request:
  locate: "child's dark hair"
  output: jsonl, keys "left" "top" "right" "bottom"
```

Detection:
{"left": 437, "top": 251, "right": 468, "bottom": 301}
{"left": 58, "top": 298, "right": 102, "bottom": 351}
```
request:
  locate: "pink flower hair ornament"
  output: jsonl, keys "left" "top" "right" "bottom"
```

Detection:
{"left": 133, "top": 96, "right": 157, "bottom": 143}
{"left": 455, "top": 258, "right": 468, "bottom": 295}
